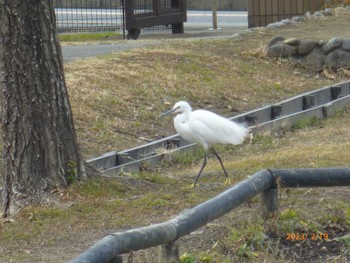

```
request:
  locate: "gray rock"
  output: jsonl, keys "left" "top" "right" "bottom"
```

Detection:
{"left": 266, "top": 21, "right": 286, "bottom": 29}
{"left": 334, "top": 7, "right": 348, "bottom": 16}
{"left": 342, "top": 38, "right": 350, "bottom": 50}
{"left": 305, "top": 11, "right": 312, "bottom": 18}
{"left": 292, "top": 16, "right": 305, "bottom": 23}
{"left": 232, "top": 33, "right": 241, "bottom": 38}
{"left": 313, "top": 11, "right": 324, "bottom": 18}
{"left": 323, "top": 37, "right": 342, "bottom": 54}
{"left": 280, "top": 19, "right": 293, "bottom": 25}
{"left": 303, "top": 47, "right": 326, "bottom": 71}
{"left": 298, "top": 39, "right": 319, "bottom": 55}
{"left": 266, "top": 43, "right": 297, "bottom": 58}
{"left": 323, "top": 9, "right": 333, "bottom": 16}
{"left": 288, "top": 55, "right": 304, "bottom": 67}
{"left": 325, "top": 48, "right": 350, "bottom": 71}
{"left": 284, "top": 38, "right": 300, "bottom": 46}
{"left": 267, "top": 35, "right": 285, "bottom": 47}
{"left": 265, "top": 33, "right": 350, "bottom": 72}
{"left": 246, "top": 28, "right": 260, "bottom": 34}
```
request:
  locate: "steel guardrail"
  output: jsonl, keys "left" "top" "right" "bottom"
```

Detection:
{"left": 87, "top": 81, "right": 350, "bottom": 176}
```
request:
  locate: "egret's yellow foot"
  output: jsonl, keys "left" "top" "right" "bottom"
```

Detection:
{"left": 182, "top": 183, "right": 195, "bottom": 190}
{"left": 224, "top": 178, "right": 232, "bottom": 185}
{"left": 187, "top": 183, "right": 196, "bottom": 189}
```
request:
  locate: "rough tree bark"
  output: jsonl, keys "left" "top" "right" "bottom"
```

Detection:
{"left": 0, "top": 1, "right": 90, "bottom": 217}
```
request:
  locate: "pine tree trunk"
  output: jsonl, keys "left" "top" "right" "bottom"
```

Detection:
{"left": 0, "top": 1, "right": 89, "bottom": 217}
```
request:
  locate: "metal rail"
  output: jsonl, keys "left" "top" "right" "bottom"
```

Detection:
{"left": 87, "top": 81, "right": 350, "bottom": 176}
{"left": 70, "top": 168, "right": 350, "bottom": 263}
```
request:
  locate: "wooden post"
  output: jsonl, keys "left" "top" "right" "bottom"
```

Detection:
{"left": 158, "top": 242, "right": 179, "bottom": 263}
{"left": 259, "top": 188, "right": 278, "bottom": 219}
{"left": 172, "top": 23, "right": 184, "bottom": 34}
{"left": 212, "top": 0, "right": 218, "bottom": 30}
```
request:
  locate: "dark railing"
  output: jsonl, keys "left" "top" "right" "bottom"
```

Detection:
{"left": 125, "top": 0, "right": 187, "bottom": 39}
{"left": 70, "top": 168, "right": 350, "bottom": 263}
{"left": 53, "top": 0, "right": 186, "bottom": 39}
{"left": 54, "top": 0, "right": 124, "bottom": 33}
{"left": 87, "top": 81, "right": 350, "bottom": 176}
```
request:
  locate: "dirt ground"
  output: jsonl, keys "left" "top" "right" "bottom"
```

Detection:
{"left": 1, "top": 9, "right": 350, "bottom": 263}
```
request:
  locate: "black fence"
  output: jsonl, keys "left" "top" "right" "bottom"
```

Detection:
{"left": 54, "top": 0, "right": 125, "bottom": 33}
{"left": 125, "top": 0, "right": 186, "bottom": 39}
{"left": 53, "top": 0, "right": 186, "bottom": 39}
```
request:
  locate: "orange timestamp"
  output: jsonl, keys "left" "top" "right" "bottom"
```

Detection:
{"left": 286, "top": 232, "right": 329, "bottom": 241}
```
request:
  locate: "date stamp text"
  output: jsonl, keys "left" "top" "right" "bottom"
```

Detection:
{"left": 286, "top": 232, "right": 329, "bottom": 241}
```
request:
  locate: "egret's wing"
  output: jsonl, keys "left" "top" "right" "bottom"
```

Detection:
{"left": 190, "top": 110, "right": 248, "bottom": 146}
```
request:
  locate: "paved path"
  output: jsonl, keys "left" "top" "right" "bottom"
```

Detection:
{"left": 62, "top": 42, "right": 157, "bottom": 63}
{"left": 61, "top": 26, "right": 247, "bottom": 63}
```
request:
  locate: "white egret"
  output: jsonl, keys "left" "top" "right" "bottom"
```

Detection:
{"left": 160, "top": 101, "right": 248, "bottom": 187}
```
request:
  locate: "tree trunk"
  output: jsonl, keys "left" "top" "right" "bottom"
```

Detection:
{"left": 0, "top": 1, "right": 89, "bottom": 217}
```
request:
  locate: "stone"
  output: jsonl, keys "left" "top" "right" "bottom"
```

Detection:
{"left": 298, "top": 39, "right": 319, "bottom": 55}
{"left": 303, "top": 48, "right": 326, "bottom": 71}
{"left": 232, "top": 33, "right": 241, "bottom": 38}
{"left": 266, "top": 43, "right": 297, "bottom": 58}
{"left": 342, "top": 38, "right": 350, "bottom": 51}
{"left": 305, "top": 11, "right": 312, "bottom": 18}
{"left": 266, "top": 21, "right": 286, "bottom": 29}
{"left": 288, "top": 55, "right": 304, "bottom": 67}
{"left": 323, "top": 37, "right": 342, "bottom": 54}
{"left": 313, "top": 11, "right": 324, "bottom": 18}
{"left": 266, "top": 33, "right": 350, "bottom": 72}
{"left": 283, "top": 38, "right": 300, "bottom": 46}
{"left": 267, "top": 35, "right": 285, "bottom": 47}
{"left": 325, "top": 48, "right": 350, "bottom": 71}
{"left": 323, "top": 9, "right": 333, "bottom": 16}
{"left": 334, "top": 7, "right": 348, "bottom": 16}
{"left": 280, "top": 19, "right": 293, "bottom": 25}
{"left": 292, "top": 16, "right": 305, "bottom": 23}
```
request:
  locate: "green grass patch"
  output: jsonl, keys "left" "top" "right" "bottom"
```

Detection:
{"left": 292, "top": 116, "right": 320, "bottom": 130}
{"left": 59, "top": 31, "right": 120, "bottom": 42}
{"left": 68, "top": 177, "right": 127, "bottom": 198}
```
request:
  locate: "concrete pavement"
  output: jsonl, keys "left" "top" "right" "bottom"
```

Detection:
{"left": 61, "top": 26, "right": 247, "bottom": 63}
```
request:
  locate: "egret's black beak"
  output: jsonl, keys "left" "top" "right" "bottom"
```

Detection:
{"left": 159, "top": 107, "right": 177, "bottom": 119}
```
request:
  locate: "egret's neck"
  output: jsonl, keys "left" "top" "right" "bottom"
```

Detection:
{"left": 174, "top": 110, "right": 190, "bottom": 124}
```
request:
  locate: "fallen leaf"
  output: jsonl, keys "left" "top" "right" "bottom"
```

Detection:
{"left": 323, "top": 68, "right": 336, "bottom": 80}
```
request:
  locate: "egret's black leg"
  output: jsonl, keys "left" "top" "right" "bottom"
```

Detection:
{"left": 193, "top": 152, "right": 207, "bottom": 187}
{"left": 212, "top": 149, "right": 228, "bottom": 178}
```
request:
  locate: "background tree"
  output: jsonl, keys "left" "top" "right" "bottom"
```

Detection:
{"left": 0, "top": 0, "right": 90, "bottom": 217}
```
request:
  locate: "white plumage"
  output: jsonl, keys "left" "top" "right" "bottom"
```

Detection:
{"left": 161, "top": 101, "right": 248, "bottom": 187}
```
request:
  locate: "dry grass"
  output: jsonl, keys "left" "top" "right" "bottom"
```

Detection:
{"left": 1, "top": 13, "right": 350, "bottom": 263}
{"left": 66, "top": 42, "right": 334, "bottom": 158}
{"left": 65, "top": 13, "right": 350, "bottom": 159}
